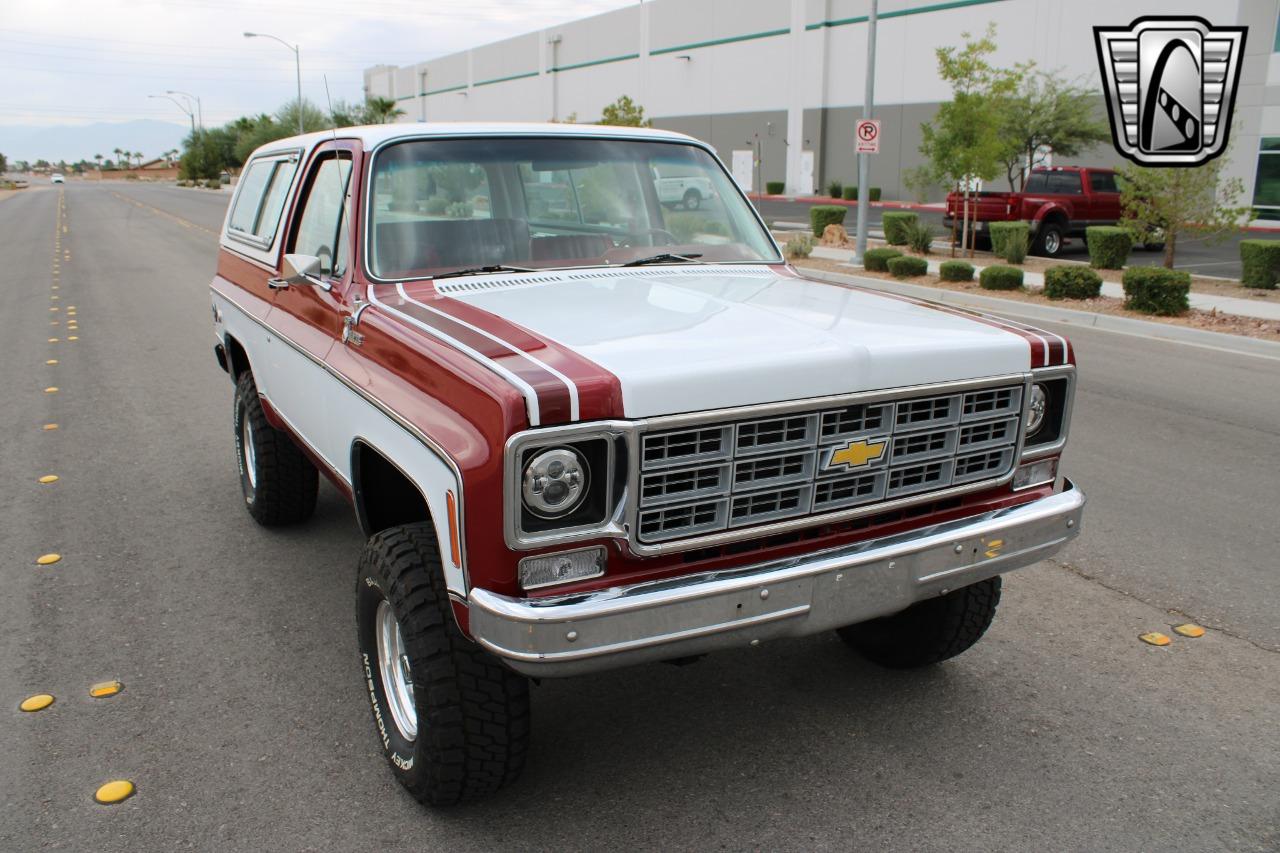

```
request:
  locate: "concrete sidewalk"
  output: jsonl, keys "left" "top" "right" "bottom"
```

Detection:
{"left": 805, "top": 244, "right": 1280, "bottom": 322}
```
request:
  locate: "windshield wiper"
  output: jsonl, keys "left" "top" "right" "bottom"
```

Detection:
{"left": 621, "top": 252, "right": 704, "bottom": 267}
{"left": 431, "top": 264, "right": 537, "bottom": 281}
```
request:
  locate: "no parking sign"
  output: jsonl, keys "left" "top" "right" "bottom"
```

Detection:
{"left": 856, "top": 119, "right": 881, "bottom": 154}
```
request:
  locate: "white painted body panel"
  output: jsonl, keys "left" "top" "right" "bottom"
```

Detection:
{"left": 442, "top": 266, "right": 1032, "bottom": 419}
{"left": 211, "top": 289, "right": 469, "bottom": 593}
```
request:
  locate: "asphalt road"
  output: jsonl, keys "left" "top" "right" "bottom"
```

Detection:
{"left": 3, "top": 181, "right": 1278, "bottom": 852}
{"left": 752, "top": 197, "right": 1250, "bottom": 279}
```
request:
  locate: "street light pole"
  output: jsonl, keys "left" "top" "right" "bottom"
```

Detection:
{"left": 244, "top": 31, "right": 303, "bottom": 134}
{"left": 149, "top": 94, "right": 194, "bottom": 134}
{"left": 167, "top": 90, "right": 202, "bottom": 130}
{"left": 854, "top": 0, "right": 878, "bottom": 265}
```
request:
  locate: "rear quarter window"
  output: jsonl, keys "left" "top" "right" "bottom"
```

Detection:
{"left": 1088, "top": 171, "right": 1118, "bottom": 193}
{"left": 227, "top": 154, "right": 300, "bottom": 245}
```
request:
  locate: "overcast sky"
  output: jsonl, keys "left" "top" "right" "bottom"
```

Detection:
{"left": 2, "top": 0, "right": 635, "bottom": 128}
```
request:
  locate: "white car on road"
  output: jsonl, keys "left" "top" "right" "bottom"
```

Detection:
{"left": 50, "top": 173, "right": 65, "bottom": 184}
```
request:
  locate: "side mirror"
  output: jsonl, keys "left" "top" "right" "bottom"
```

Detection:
{"left": 270, "top": 253, "right": 329, "bottom": 291}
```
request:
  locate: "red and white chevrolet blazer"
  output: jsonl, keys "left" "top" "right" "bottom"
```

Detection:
{"left": 210, "top": 122, "right": 1085, "bottom": 805}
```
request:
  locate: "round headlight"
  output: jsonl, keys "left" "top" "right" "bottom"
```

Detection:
{"left": 1026, "top": 383, "right": 1049, "bottom": 436}
{"left": 522, "top": 447, "right": 589, "bottom": 518}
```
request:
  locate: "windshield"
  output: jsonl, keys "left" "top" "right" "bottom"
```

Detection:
{"left": 366, "top": 136, "right": 779, "bottom": 280}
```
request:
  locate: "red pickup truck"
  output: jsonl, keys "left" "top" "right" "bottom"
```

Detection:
{"left": 944, "top": 166, "right": 1132, "bottom": 258}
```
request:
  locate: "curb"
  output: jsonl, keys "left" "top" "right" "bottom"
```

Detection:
{"left": 799, "top": 267, "right": 1280, "bottom": 361}
{"left": 749, "top": 193, "right": 944, "bottom": 213}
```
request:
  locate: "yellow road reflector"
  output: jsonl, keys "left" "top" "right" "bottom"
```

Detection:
{"left": 1173, "top": 624, "right": 1205, "bottom": 638}
{"left": 36, "top": 553, "right": 61, "bottom": 566}
{"left": 20, "top": 693, "right": 54, "bottom": 712}
{"left": 51, "top": 295, "right": 60, "bottom": 300}
{"left": 94, "top": 780, "right": 135, "bottom": 805}
{"left": 43, "top": 424, "right": 58, "bottom": 431}
{"left": 67, "top": 336, "right": 79, "bottom": 341}
{"left": 50, "top": 321, "right": 59, "bottom": 326}
{"left": 1139, "top": 632, "right": 1171, "bottom": 646}
{"left": 38, "top": 475, "right": 59, "bottom": 484}
{"left": 49, "top": 306, "right": 58, "bottom": 312}
{"left": 44, "top": 387, "right": 58, "bottom": 393}
{"left": 89, "top": 680, "right": 123, "bottom": 698}
{"left": 48, "top": 338, "right": 59, "bottom": 343}
{"left": 46, "top": 359, "right": 58, "bottom": 365}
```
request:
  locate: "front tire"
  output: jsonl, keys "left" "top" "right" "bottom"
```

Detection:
{"left": 682, "top": 188, "right": 702, "bottom": 210}
{"left": 837, "top": 577, "right": 1002, "bottom": 669}
{"left": 355, "top": 522, "right": 530, "bottom": 806}
{"left": 233, "top": 372, "right": 318, "bottom": 526}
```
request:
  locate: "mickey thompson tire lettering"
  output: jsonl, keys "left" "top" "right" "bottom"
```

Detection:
{"left": 233, "top": 372, "right": 318, "bottom": 526}
{"left": 354, "top": 522, "right": 530, "bottom": 806}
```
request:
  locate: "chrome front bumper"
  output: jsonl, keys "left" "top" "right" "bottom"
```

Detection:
{"left": 469, "top": 480, "right": 1086, "bottom": 677}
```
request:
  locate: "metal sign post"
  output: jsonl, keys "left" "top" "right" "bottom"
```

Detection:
{"left": 854, "top": 0, "right": 879, "bottom": 265}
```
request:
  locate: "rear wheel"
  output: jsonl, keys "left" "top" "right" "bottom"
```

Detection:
{"left": 355, "top": 522, "right": 530, "bottom": 806}
{"left": 682, "top": 188, "right": 702, "bottom": 210}
{"left": 233, "top": 372, "right": 318, "bottom": 526}
{"left": 1034, "top": 222, "right": 1065, "bottom": 257}
{"left": 837, "top": 577, "right": 1002, "bottom": 669}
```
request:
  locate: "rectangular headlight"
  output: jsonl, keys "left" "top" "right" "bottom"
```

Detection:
{"left": 518, "top": 547, "right": 606, "bottom": 590}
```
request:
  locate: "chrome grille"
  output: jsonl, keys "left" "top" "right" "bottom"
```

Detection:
{"left": 635, "top": 382, "right": 1024, "bottom": 543}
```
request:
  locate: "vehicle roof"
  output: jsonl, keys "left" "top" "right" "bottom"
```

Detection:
{"left": 1028, "top": 165, "right": 1113, "bottom": 173}
{"left": 252, "top": 121, "right": 699, "bottom": 158}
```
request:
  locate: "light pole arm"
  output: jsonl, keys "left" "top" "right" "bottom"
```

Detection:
{"left": 244, "top": 32, "right": 303, "bottom": 134}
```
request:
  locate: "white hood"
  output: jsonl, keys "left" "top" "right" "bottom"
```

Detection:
{"left": 436, "top": 265, "right": 1033, "bottom": 418}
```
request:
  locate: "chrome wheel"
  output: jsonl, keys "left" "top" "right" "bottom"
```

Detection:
{"left": 241, "top": 415, "right": 257, "bottom": 489}
{"left": 1043, "top": 230, "right": 1061, "bottom": 254}
{"left": 375, "top": 600, "right": 418, "bottom": 741}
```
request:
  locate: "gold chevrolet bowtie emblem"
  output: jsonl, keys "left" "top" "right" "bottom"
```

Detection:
{"left": 829, "top": 438, "right": 887, "bottom": 470}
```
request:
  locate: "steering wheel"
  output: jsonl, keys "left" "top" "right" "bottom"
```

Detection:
{"left": 618, "top": 228, "right": 678, "bottom": 247}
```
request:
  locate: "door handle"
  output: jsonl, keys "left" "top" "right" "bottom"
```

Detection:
{"left": 267, "top": 277, "right": 289, "bottom": 290}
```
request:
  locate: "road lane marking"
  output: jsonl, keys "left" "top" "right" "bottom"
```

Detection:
{"left": 67, "top": 336, "right": 79, "bottom": 341}
{"left": 44, "top": 386, "right": 58, "bottom": 393}
{"left": 19, "top": 694, "right": 54, "bottom": 712}
{"left": 38, "top": 475, "right": 59, "bottom": 484}
{"left": 43, "top": 424, "right": 58, "bottom": 430}
{"left": 1139, "top": 632, "right": 1171, "bottom": 646}
{"left": 109, "top": 190, "right": 219, "bottom": 237}
{"left": 1173, "top": 624, "right": 1206, "bottom": 638}
{"left": 89, "top": 681, "right": 123, "bottom": 698}
{"left": 94, "top": 780, "right": 135, "bottom": 805}
{"left": 46, "top": 359, "right": 58, "bottom": 364}
{"left": 36, "top": 553, "right": 61, "bottom": 565}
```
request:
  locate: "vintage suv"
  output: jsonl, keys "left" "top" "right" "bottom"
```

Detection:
{"left": 210, "top": 123, "right": 1085, "bottom": 805}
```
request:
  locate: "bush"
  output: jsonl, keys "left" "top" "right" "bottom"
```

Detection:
{"left": 667, "top": 212, "right": 730, "bottom": 242}
{"left": 882, "top": 211, "right": 918, "bottom": 245}
{"left": 1239, "top": 239, "right": 1280, "bottom": 289}
{"left": 827, "top": 179, "right": 843, "bottom": 198}
{"left": 446, "top": 200, "right": 474, "bottom": 218}
{"left": 785, "top": 233, "right": 814, "bottom": 259}
{"left": 765, "top": 180, "right": 785, "bottom": 195}
{"left": 842, "top": 185, "right": 858, "bottom": 201}
{"left": 938, "top": 260, "right": 975, "bottom": 281}
{"left": 869, "top": 187, "right": 881, "bottom": 202}
{"left": 810, "top": 204, "right": 847, "bottom": 237}
{"left": 424, "top": 196, "right": 449, "bottom": 215}
{"left": 1122, "top": 267, "right": 1191, "bottom": 315}
{"left": 1043, "top": 265, "right": 1103, "bottom": 300}
{"left": 906, "top": 222, "right": 934, "bottom": 254}
{"left": 979, "top": 265, "right": 1024, "bottom": 290}
{"left": 887, "top": 255, "right": 929, "bottom": 278}
{"left": 204, "top": 178, "right": 221, "bottom": 189}
{"left": 989, "top": 221, "right": 1030, "bottom": 264}
{"left": 1086, "top": 226, "right": 1132, "bottom": 269}
{"left": 863, "top": 247, "right": 903, "bottom": 272}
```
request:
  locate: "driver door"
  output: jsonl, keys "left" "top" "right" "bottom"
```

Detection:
{"left": 262, "top": 140, "right": 357, "bottom": 472}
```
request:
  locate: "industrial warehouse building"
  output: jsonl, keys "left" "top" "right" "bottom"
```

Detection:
{"left": 364, "top": 0, "right": 1280, "bottom": 216}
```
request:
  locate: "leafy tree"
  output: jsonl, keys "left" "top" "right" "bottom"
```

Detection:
{"left": 1118, "top": 155, "right": 1248, "bottom": 269}
{"left": 998, "top": 71, "right": 1110, "bottom": 190}
{"left": 0, "top": 151, "right": 7, "bottom": 174}
{"left": 181, "top": 127, "right": 240, "bottom": 180}
{"left": 916, "top": 25, "right": 1024, "bottom": 255}
{"left": 599, "top": 95, "right": 651, "bottom": 127}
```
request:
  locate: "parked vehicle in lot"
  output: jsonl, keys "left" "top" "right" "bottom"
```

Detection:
{"left": 654, "top": 169, "right": 715, "bottom": 209}
{"left": 50, "top": 173, "right": 65, "bottom": 184}
{"left": 944, "top": 166, "right": 1148, "bottom": 257}
{"left": 210, "top": 122, "right": 1085, "bottom": 805}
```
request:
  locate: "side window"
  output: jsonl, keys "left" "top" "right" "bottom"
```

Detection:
{"left": 520, "top": 165, "right": 580, "bottom": 223}
{"left": 1047, "top": 172, "right": 1083, "bottom": 194}
{"left": 1024, "top": 172, "right": 1048, "bottom": 193}
{"left": 227, "top": 155, "right": 299, "bottom": 243}
{"left": 290, "top": 155, "right": 353, "bottom": 275}
{"left": 1088, "top": 171, "right": 1118, "bottom": 193}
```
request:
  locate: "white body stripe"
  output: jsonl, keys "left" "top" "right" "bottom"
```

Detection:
{"left": 365, "top": 284, "right": 544, "bottom": 425}
{"left": 396, "top": 286, "right": 581, "bottom": 420}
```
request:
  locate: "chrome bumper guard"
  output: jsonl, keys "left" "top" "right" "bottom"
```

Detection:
{"left": 469, "top": 479, "right": 1085, "bottom": 677}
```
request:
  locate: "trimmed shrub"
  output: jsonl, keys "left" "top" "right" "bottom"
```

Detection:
{"left": 204, "top": 178, "right": 221, "bottom": 189}
{"left": 863, "top": 247, "right": 903, "bottom": 272}
{"left": 827, "top": 179, "right": 843, "bottom": 198}
{"left": 869, "top": 187, "right": 881, "bottom": 202}
{"left": 882, "top": 211, "right": 918, "bottom": 245}
{"left": 906, "top": 222, "right": 935, "bottom": 254}
{"left": 842, "top": 185, "right": 857, "bottom": 201}
{"left": 810, "top": 204, "right": 847, "bottom": 237}
{"left": 785, "top": 233, "right": 814, "bottom": 259}
{"left": 1044, "top": 265, "right": 1103, "bottom": 300}
{"left": 1239, "top": 239, "right": 1280, "bottom": 289}
{"left": 979, "top": 265, "right": 1024, "bottom": 290}
{"left": 938, "top": 260, "right": 975, "bottom": 282}
{"left": 667, "top": 212, "right": 729, "bottom": 242}
{"left": 989, "top": 221, "right": 1030, "bottom": 264}
{"left": 1086, "top": 226, "right": 1132, "bottom": 269}
{"left": 765, "top": 180, "right": 785, "bottom": 195}
{"left": 887, "top": 255, "right": 929, "bottom": 278}
{"left": 1122, "top": 267, "right": 1191, "bottom": 315}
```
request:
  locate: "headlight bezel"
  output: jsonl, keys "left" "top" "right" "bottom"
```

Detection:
{"left": 1020, "top": 366, "right": 1076, "bottom": 460}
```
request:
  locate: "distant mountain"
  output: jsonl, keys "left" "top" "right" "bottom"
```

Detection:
{"left": 0, "top": 119, "right": 188, "bottom": 164}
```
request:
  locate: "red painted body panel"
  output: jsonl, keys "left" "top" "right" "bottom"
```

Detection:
{"left": 944, "top": 166, "right": 1120, "bottom": 230}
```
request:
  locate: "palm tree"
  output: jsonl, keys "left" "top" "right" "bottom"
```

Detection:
{"left": 363, "top": 96, "right": 405, "bottom": 124}
{"left": 113, "top": 147, "right": 123, "bottom": 169}
{"left": 94, "top": 153, "right": 103, "bottom": 171}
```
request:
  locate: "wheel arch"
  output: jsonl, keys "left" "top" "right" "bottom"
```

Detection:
{"left": 223, "top": 333, "right": 252, "bottom": 380}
